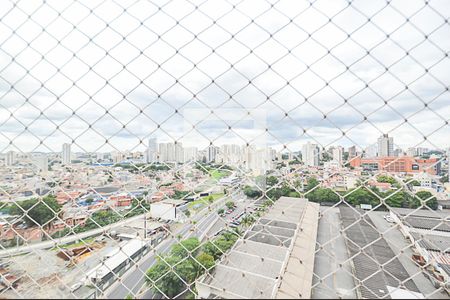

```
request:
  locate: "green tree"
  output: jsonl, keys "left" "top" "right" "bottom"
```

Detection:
{"left": 266, "top": 176, "right": 279, "bottom": 186}
{"left": 202, "top": 232, "right": 238, "bottom": 260}
{"left": 225, "top": 201, "right": 235, "bottom": 210}
{"left": 306, "top": 188, "right": 340, "bottom": 203}
{"left": 344, "top": 188, "right": 379, "bottom": 207}
{"left": 217, "top": 208, "right": 225, "bottom": 215}
{"left": 10, "top": 195, "right": 61, "bottom": 227}
{"left": 146, "top": 256, "right": 185, "bottom": 298}
{"left": 408, "top": 180, "right": 421, "bottom": 186}
{"left": 383, "top": 191, "right": 407, "bottom": 208}
{"left": 263, "top": 199, "right": 273, "bottom": 208}
{"left": 195, "top": 252, "right": 215, "bottom": 274}
{"left": 171, "top": 237, "right": 200, "bottom": 257}
{"left": 377, "top": 175, "right": 396, "bottom": 185}
{"left": 207, "top": 195, "right": 214, "bottom": 203}
{"left": 243, "top": 186, "right": 262, "bottom": 199}
{"left": 305, "top": 177, "right": 319, "bottom": 192}
{"left": 173, "top": 190, "right": 189, "bottom": 200}
{"left": 412, "top": 191, "right": 438, "bottom": 210}
{"left": 240, "top": 215, "right": 255, "bottom": 227}
{"left": 266, "top": 188, "right": 283, "bottom": 201}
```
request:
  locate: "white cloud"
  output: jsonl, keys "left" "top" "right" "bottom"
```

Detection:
{"left": 0, "top": 0, "right": 449, "bottom": 153}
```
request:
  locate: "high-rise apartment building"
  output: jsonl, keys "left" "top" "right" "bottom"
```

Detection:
{"left": 364, "top": 144, "right": 378, "bottom": 158}
{"left": 348, "top": 146, "right": 356, "bottom": 159}
{"left": 62, "top": 143, "right": 71, "bottom": 165}
{"left": 447, "top": 148, "right": 450, "bottom": 183}
{"left": 33, "top": 155, "right": 48, "bottom": 173}
{"left": 332, "top": 146, "right": 344, "bottom": 165}
{"left": 175, "top": 142, "right": 184, "bottom": 163}
{"left": 416, "top": 147, "right": 429, "bottom": 156}
{"left": 393, "top": 148, "right": 404, "bottom": 157}
{"left": 5, "top": 150, "right": 15, "bottom": 166}
{"left": 158, "top": 142, "right": 184, "bottom": 163}
{"left": 207, "top": 145, "right": 219, "bottom": 163}
{"left": 406, "top": 147, "right": 417, "bottom": 157}
{"left": 146, "top": 138, "right": 158, "bottom": 163}
{"left": 377, "top": 134, "right": 394, "bottom": 157}
{"left": 302, "top": 142, "right": 319, "bottom": 167}
{"left": 184, "top": 147, "right": 198, "bottom": 162}
{"left": 111, "top": 151, "right": 125, "bottom": 163}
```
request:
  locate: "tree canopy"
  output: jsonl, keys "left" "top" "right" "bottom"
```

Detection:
{"left": 146, "top": 232, "right": 237, "bottom": 297}
{"left": 10, "top": 195, "right": 61, "bottom": 227}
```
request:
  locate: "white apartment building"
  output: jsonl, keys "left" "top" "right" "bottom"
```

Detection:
{"left": 216, "top": 144, "right": 243, "bottom": 166}
{"left": 365, "top": 144, "right": 378, "bottom": 158}
{"left": 184, "top": 147, "right": 198, "bottom": 162}
{"left": 348, "top": 145, "right": 356, "bottom": 159}
{"left": 447, "top": 148, "right": 450, "bottom": 184}
{"left": 332, "top": 146, "right": 344, "bottom": 166}
{"left": 207, "top": 145, "right": 219, "bottom": 163}
{"left": 416, "top": 147, "right": 429, "bottom": 156}
{"left": 145, "top": 138, "right": 158, "bottom": 163}
{"left": 406, "top": 147, "right": 417, "bottom": 157}
{"left": 377, "top": 134, "right": 394, "bottom": 157}
{"left": 33, "top": 154, "right": 48, "bottom": 173}
{"left": 62, "top": 143, "right": 71, "bottom": 165}
{"left": 111, "top": 151, "right": 125, "bottom": 164}
{"left": 5, "top": 150, "right": 15, "bottom": 166}
{"left": 158, "top": 142, "right": 184, "bottom": 163}
{"left": 302, "top": 142, "right": 319, "bottom": 167}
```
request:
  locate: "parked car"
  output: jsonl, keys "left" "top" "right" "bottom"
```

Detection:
{"left": 383, "top": 214, "right": 394, "bottom": 223}
{"left": 70, "top": 282, "right": 82, "bottom": 292}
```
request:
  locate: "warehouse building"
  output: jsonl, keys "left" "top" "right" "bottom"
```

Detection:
{"left": 195, "top": 197, "right": 319, "bottom": 299}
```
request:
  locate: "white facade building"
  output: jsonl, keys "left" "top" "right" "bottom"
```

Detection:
{"left": 302, "top": 142, "right": 319, "bottom": 167}
{"left": 348, "top": 146, "right": 356, "bottom": 159}
{"left": 62, "top": 143, "right": 71, "bottom": 165}
{"left": 406, "top": 147, "right": 417, "bottom": 157}
{"left": 365, "top": 144, "right": 378, "bottom": 158}
{"left": 33, "top": 155, "right": 48, "bottom": 173}
{"left": 377, "top": 134, "right": 394, "bottom": 157}
{"left": 5, "top": 151, "right": 15, "bottom": 166}
{"left": 150, "top": 199, "right": 188, "bottom": 222}
{"left": 158, "top": 142, "right": 184, "bottom": 163}
{"left": 184, "top": 147, "right": 198, "bottom": 162}
{"left": 207, "top": 145, "right": 219, "bottom": 163}
{"left": 145, "top": 138, "right": 158, "bottom": 163}
{"left": 332, "top": 146, "right": 344, "bottom": 166}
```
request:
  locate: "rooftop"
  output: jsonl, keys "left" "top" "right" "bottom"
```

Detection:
{"left": 85, "top": 238, "right": 146, "bottom": 282}
{"left": 196, "top": 197, "right": 319, "bottom": 299}
{"left": 158, "top": 199, "right": 187, "bottom": 206}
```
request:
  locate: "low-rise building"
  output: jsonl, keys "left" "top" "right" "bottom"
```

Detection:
{"left": 350, "top": 156, "right": 440, "bottom": 175}
{"left": 150, "top": 199, "right": 188, "bottom": 222}
{"left": 196, "top": 197, "right": 319, "bottom": 299}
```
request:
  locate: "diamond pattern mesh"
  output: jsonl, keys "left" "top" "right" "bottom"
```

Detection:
{"left": 0, "top": 0, "right": 449, "bottom": 299}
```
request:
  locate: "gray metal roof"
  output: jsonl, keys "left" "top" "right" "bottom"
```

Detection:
{"left": 196, "top": 197, "right": 317, "bottom": 299}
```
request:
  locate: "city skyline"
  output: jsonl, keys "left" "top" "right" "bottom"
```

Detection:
{"left": 0, "top": 1, "right": 449, "bottom": 299}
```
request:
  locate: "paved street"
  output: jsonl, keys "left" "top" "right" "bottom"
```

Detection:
{"left": 204, "top": 197, "right": 253, "bottom": 239}
{"left": 104, "top": 191, "right": 243, "bottom": 299}
{"left": 312, "top": 206, "right": 356, "bottom": 299}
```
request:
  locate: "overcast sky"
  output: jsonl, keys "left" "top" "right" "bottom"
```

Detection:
{"left": 0, "top": 0, "right": 449, "bottom": 154}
